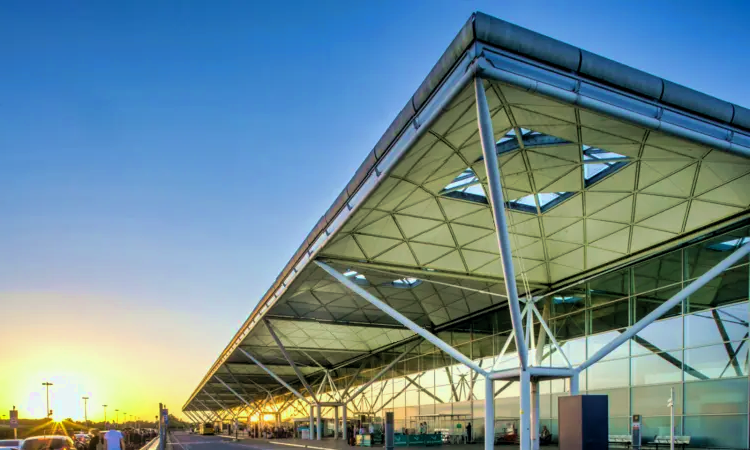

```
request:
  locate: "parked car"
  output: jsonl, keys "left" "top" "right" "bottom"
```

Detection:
{"left": 20, "top": 436, "right": 75, "bottom": 450}
{"left": 72, "top": 434, "right": 90, "bottom": 450}
{"left": 0, "top": 439, "right": 23, "bottom": 450}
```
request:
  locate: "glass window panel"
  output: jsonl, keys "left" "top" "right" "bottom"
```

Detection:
{"left": 640, "top": 416, "right": 683, "bottom": 440}
{"left": 635, "top": 285, "right": 682, "bottom": 322}
{"left": 633, "top": 316, "right": 683, "bottom": 355}
{"left": 586, "top": 388, "right": 629, "bottom": 417}
{"left": 591, "top": 299, "right": 630, "bottom": 333}
{"left": 609, "top": 417, "right": 630, "bottom": 435}
{"left": 539, "top": 394, "right": 552, "bottom": 419}
{"left": 550, "top": 289, "right": 587, "bottom": 318}
{"left": 552, "top": 311, "right": 586, "bottom": 341}
{"left": 685, "top": 302, "right": 749, "bottom": 347}
{"left": 684, "top": 415, "right": 748, "bottom": 449}
{"left": 587, "top": 358, "right": 629, "bottom": 390}
{"left": 553, "top": 337, "right": 586, "bottom": 366}
{"left": 632, "top": 383, "right": 683, "bottom": 416}
{"left": 632, "top": 352, "right": 683, "bottom": 385}
{"left": 588, "top": 330, "right": 629, "bottom": 361}
{"left": 689, "top": 265, "right": 749, "bottom": 311}
{"left": 495, "top": 396, "right": 520, "bottom": 418}
{"left": 633, "top": 250, "right": 682, "bottom": 296}
{"left": 685, "top": 378, "right": 748, "bottom": 415}
{"left": 589, "top": 269, "right": 630, "bottom": 307}
{"left": 684, "top": 341, "right": 748, "bottom": 380}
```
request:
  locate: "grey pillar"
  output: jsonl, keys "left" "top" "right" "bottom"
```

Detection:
{"left": 520, "top": 370, "right": 531, "bottom": 450}
{"left": 343, "top": 405, "right": 348, "bottom": 442}
{"left": 310, "top": 406, "right": 315, "bottom": 440}
{"left": 531, "top": 381, "right": 540, "bottom": 450}
{"left": 317, "top": 404, "right": 322, "bottom": 440}
{"left": 335, "top": 405, "right": 340, "bottom": 439}
{"left": 485, "top": 377, "right": 494, "bottom": 450}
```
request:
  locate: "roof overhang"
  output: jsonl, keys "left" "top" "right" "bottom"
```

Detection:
{"left": 184, "top": 12, "right": 750, "bottom": 412}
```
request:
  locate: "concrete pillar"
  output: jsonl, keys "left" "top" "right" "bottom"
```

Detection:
{"left": 520, "top": 371, "right": 531, "bottom": 450}
{"left": 531, "top": 381, "right": 540, "bottom": 450}
{"left": 316, "top": 404, "right": 322, "bottom": 440}
{"left": 309, "top": 406, "right": 315, "bottom": 440}
{"left": 335, "top": 405, "right": 340, "bottom": 439}
{"left": 485, "top": 377, "right": 495, "bottom": 450}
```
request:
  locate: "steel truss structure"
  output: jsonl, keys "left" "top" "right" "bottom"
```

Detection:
{"left": 184, "top": 12, "right": 750, "bottom": 450}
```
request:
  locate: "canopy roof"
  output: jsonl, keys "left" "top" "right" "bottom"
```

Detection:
{"left": 184, "top": 12, "right": 750, "bottom": 413}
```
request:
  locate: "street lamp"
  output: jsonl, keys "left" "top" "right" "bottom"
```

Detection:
{"left": 82, "top": 397, "right": 89, "bottom": 427}
{"left": 115, "top": 409, "right": 119, "bottom": 425}
{"left": 103, "top": 405, "right": 108, "bottom": 425}
{"left": 42, "top": 382, "right": 54, "bottom": 419}
{"left": 122, "top": 412, "right": 127, "bottom": 427}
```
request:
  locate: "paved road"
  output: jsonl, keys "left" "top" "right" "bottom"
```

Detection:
{"left": 167, "top": 432, "right": 258, "bottom": 450}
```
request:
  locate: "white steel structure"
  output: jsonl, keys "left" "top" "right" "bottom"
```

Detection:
{"left": 184, "top": 12, "right": 750, "bottom": 450}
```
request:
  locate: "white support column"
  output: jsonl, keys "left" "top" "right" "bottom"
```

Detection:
{"left": 315, "top": 261, "right": 487, "bottom": 376}
{"left": 531, "top": 381, "right": 540, "bottom": 450}
{"left": 484, "top": 377, "right": 494, "bottom": 450}
{"left": 343, "top": 404, "right": 348, "bottom": 442}
{"left": 474, "top": 76, "right": 528, "bottom": 370}
{"left": 570, "top": 372, "right": 579, "bottom": 395}
{"left": 335, "top": 405, "right": 340, "bottom": 439}
{"left": 317, "top": 404, "right": 322, "bottom": 441}
{"left": 310, "top": 406, "right": 315, "bottom": 440}
{"left": 520, "top": 370, "right": 531, "bottom": 450}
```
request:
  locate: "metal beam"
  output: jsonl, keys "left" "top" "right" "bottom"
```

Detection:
{"left": 315, "top": 260, "right": 488, "bottom": 376}
{"left": 348, "top": 340, "right": 421, "bottom": 401}
{"left": 237, "top": 347, "right": 311, "bottom": 403}
{"left": 579, "top": 241, "right": 750, "bottom": 372}
{"left": 475, "top": 76, "right": 528, "bottom": 370}
{"left": 214, "top": 376, "right": 256, "bottom": 409}
{"left": 404, "top": 375, "right": 444, "bottom": 403}
{"left": 264, "top": 319, "right": 320, "bottom": 404}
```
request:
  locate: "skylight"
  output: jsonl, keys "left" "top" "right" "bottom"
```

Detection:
{"left": 391, "top": 277, "right": 422, "bottom": 288}
{"left": 707, "top": 237, "right": 750, "bottom": 252}
{"left": 344, "top": 270, "right": 368, "bottom": 284}
{"left": 439, "top": 168, "right": 488, "bottom": 203}
{"left": 507, "top": 192, "right": 574, "bottom": 213}
{"left": 582, "top": 145, "right": 629, "bottom": 186}
{"left": 552, "top": 295, "right": 583, "bottom": 304}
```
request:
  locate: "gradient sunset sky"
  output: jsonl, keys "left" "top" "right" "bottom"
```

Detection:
{"left": 1, "top": 0, "right": 748, "bottom": 422}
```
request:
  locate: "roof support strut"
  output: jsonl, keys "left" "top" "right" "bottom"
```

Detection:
{"left": 214, "top": 376, "right": 256, "bottom": 409}
{"left": 315, "top": 260, "right": 488, "bottom": 376}
{"left": 347, "top": 340, "right": 422, "bottom": 401}
{"left": 579, "top": 241, "right": 750, "bottom": 372}
{"left": 475, "top": 76, "right": 529, "bottom": 371}
{"left": 237, "top": 347, "right": 311, "bottom": 404}
{"left": 264, "top": 319, "right": 320, "bottom": 404}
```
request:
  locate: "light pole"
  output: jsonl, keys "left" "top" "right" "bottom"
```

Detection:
{"left": 123, "top": 412, "right": 127, "bottom": 428}
{"left": 82, "top": 397, "right": 89, "bottom": 427}
{"left": 103, "top": 405, "right": 108, "bottom": 426}
{"left": 42, "top": 382, "right": 54, "bottom": 419}
{"left": 115, "top": 409, "right": 119, "bottom": 426}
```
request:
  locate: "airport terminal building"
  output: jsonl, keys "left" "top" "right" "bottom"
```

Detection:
{"left": 183, "top": 12, "right": 750, "bottom": 450}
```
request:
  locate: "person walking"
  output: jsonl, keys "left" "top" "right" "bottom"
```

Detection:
{"left": 88, "top": 430, "right": 100, "bottom": 450}
{"left": 466, "top": 422, "right": 472, "bottom": 443}
{"left": 103, "top": 424, "right": 125, "bottom": 450}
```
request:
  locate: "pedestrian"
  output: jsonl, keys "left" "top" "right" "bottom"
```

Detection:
{"left": 103, "top": 424, "right": 125, "bottom": 450}
{"left": 88, "top": 430, "right": 100, "bottom": 450}
{"left": 466, "top": 422, "right": 472, "bottom": 443}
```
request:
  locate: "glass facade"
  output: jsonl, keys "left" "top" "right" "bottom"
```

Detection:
{"left": 280, "top": 225, "right": 749, "bottom": 448}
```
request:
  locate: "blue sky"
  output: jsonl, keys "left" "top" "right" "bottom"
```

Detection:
{"left": 1, "top": 0, "right": 748, "bottom": 417}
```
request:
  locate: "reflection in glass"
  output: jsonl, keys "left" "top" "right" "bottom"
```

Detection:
{"left": 632, "top": 353, "right": 683, "bottom": 385}
{"left": 684, "top": 378, "right": 748, "bottom": 415}
{"left": 684, "top": 341, "right": 748, "bottom": 380}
